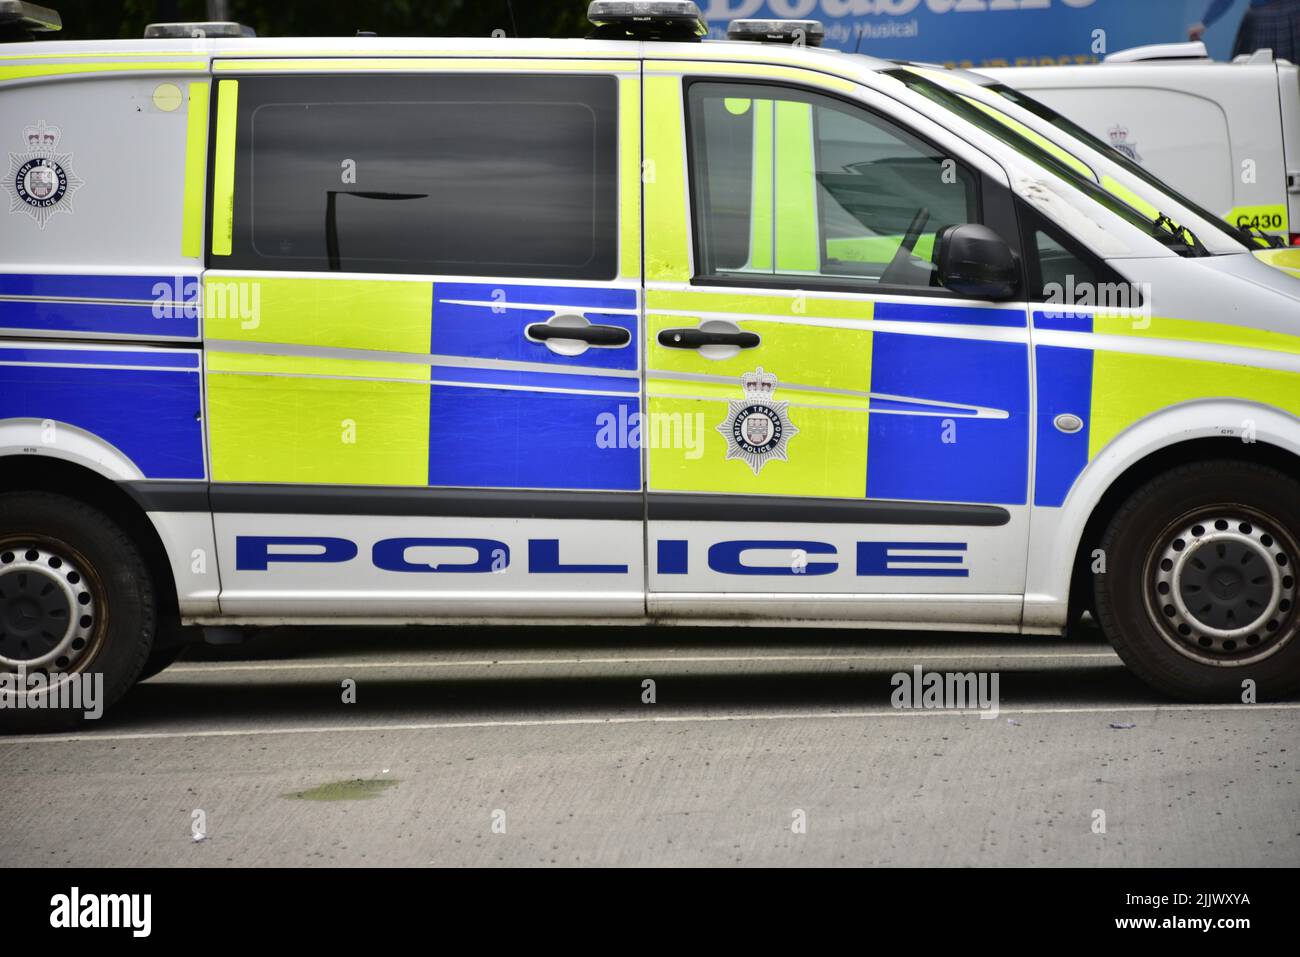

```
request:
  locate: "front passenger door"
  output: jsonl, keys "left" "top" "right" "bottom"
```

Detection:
{"left": 643, "top": 73, "right": 1032, "bottom": 627}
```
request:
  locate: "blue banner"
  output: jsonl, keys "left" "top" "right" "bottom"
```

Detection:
{"left": 702, "top": 0, "right": 1246, "bottom": 66}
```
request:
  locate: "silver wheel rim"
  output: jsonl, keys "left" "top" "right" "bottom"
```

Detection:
{"left": 0, "top": 542, "right": 100, "bottom": 673}
{"left": 1146, "top": 509, "right": 1297, "bottom": 666}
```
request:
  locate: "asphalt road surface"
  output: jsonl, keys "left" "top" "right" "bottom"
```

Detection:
{"left": 2, "top": 625, "right": 1297, "bottom": 867}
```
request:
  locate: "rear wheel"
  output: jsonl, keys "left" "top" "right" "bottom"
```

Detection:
{"left": 0, "top": 492, "right": 156, "bottom": 731}
{"left": 1094, "top": 460, "right": 1300, "bottom": 700}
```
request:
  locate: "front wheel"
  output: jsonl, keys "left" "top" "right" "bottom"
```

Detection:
{"left": 1094, "top": 460, "right": 1300, "bottom": 701}
{"left": 0, "top": 492, "right": 157, "bottom": 731}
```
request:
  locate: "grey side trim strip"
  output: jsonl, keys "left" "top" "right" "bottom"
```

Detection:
{"left": 206, "top": 484, "right": 643, "bottom": 520}
{"left": 120, "top": 482, "right": 211, "bottom": 512}
{"left": 647, "top": 493, "right": 1010, "bottom": 526}
{"left": 123, "top": 482, "right": 1011, "bottom": 526}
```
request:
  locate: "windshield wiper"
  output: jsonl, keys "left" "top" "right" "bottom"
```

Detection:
{"left": 1235, "top": 223, "right": 1287, "bottom": 249}
{"left": 1152, "top": 213, "right": 1209, "bottom": 257}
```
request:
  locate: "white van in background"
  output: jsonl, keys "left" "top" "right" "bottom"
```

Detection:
{"left": 980, "top": 42, "right": 1300, "bottom": 248}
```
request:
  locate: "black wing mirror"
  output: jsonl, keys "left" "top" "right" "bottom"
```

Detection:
{"left": 934, "top": 224, "right": 1019, "bottom": 300}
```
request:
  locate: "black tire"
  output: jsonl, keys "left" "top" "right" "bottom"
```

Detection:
{"left": 0, "top": 492, "right": 156, "bottom": 732}
{"left": 1094, "top": 459, "right": 1300, "bottom": 701}
{"left": 138, "top": 643, "right": 186, "bottom": 682}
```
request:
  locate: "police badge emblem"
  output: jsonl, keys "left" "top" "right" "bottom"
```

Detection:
{"left": 718, "top": 367, "right": 798, "bottom": 476}
{"left": 6, "top": 121, "right": 84, "bottom": 228}
{"left": 1108, "top": 124, "right": 1142, "bottom": 164}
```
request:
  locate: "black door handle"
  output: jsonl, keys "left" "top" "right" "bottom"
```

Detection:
{"left": 658, "top": 327, "right": 760, "bottom": 349}
{"left": 526, "top": 323, "right": 631, "bottom": 347}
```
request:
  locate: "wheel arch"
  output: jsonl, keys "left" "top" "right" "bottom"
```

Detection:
{"left": 1024, "top": 399, "right": 1300, "bottom": 632}
{"left": 0, "top": 453, "right": 183, "bottom": 628}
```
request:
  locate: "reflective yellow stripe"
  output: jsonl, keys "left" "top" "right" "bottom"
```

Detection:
{"left": 644, "top": 75, "right": 691, "bottom": 283}
{"left": 748, "top": 99, "right": 774, "bottom": 271}
{"left": 619, "top": 77, "right": 641, "bottom": 280}
{"left": 960, "top": 95, "right": 1096, "bottom": 182}
{"left": 213, "top": 58, "right": 637, "bottom": 73}
{"left": 737, "top": 95, "right": 825, "bottom": 274}
{"left": 1099, "top": 175, "right": 1161, "bottom": 222}
{"left": 210, "top": 80, "right": 239, "bottom": 257}
{"left": 181, "top": 82, "right": 210, "bottom": 259}
{"left": 774, "top": 100, "right": 819, "bottom": 272}
{"left": 646, "top": 59, "right": 857, "bottom": 94}
{"left": 902, "top": 65, "right": 984, "bottom": 95}
{"left": 0, "top": 61, "right": 206, "bottom": 82}
{"left": 1093, "top": 314, "right": 1300, "bottom": 357}
{"left": 0, "top": 48, "right": 633, "bottom": 60}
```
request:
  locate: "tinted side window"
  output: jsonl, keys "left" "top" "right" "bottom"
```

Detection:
{"left": 687, "top": 81, "right": 979, "bottom": 290}
{"left": 220, "top": 73, "right": 618, "bottom": 280}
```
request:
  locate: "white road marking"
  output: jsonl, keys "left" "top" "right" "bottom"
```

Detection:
{"left": 164, "top": 651, "right": 1119, "bottom": 674}
{"left": 5, "top": 701, "right": 1297, "bottom": 745}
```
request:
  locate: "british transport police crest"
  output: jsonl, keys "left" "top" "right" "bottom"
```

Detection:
{"left": 718, "top": 367, "right": 798, "bottom": 476}
{"left": 6, "top": 121, "right": 84, "bottom": 228}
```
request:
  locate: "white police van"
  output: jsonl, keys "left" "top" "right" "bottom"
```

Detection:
{"left": 981, "top": 41, "right": 1300, "bottom": 251}
{"left": 1, "top": 1, "right": 1298, "bottom": 729}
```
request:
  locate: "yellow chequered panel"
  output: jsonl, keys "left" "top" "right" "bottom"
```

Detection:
{"left": 203, "top": 276, "right": 433, "bottom": 353}
{"left": 647, "top": 313, "right": 872, "bottom": 389}
{"left": 646, "top": 294, "right": 873, "bottom": 497}
{"left": 1090, "top": 351, "right": 1300, "bottom": 458}
{"left": 204, "top": 276, "right": 435, "bottom": 485}
{"left": 647, "top": 395, "right": 869, "bottom": 498}
{"left": 207, "top": 373, "right": 429, "bottom": 486}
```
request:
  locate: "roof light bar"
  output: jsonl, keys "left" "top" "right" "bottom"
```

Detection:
{"left": 144, "top": 21, "right": 256, "bottom": 39}
{"left": 587, "top": 1, "right": 708, "bottom": 41}
{"left": 727, "top": 18, "right": 825, "bottom": 47}
{"left": 0, "top": 1, "right": 61, "bottom": 34}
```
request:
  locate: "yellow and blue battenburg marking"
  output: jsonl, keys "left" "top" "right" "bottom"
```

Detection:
{"left": 0, "top": 341, "right": 204, "bottom": 479}
{"left": 204, "top": 279, "right": 641, "bottom": 491}
{"left": 0, "top": 273, "right": 201, "bottom": 339}
{"left": 867, "top": 308, "right": 1029, "bottom": 506}
{"left": 645, "top": 287, "right": 1031, "bottom": 508}
{"left": 1033, "top": 308, "right": 1300, "bottom": 507}
{"left": 428, "top": 283, "right": 639, "bottom": 490}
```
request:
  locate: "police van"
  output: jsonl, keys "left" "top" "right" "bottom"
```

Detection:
{"left": 980, "top": 41, "right": 1300, "bottom": 252}
{"left": 2, "top": 0, "right": 1299, "bottom": 728}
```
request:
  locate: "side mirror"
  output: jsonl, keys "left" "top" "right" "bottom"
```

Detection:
{"left": 934, "top": 224, "right": 1019, "bottom": 300}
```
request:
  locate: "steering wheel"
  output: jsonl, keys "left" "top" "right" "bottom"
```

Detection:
{"left": 878, "top": 207, "right": 931, "bottom": 286}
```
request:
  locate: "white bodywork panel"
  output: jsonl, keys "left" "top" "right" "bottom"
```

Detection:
{"left": 982, "top": 60, "right": 1294, "bottom": 233}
